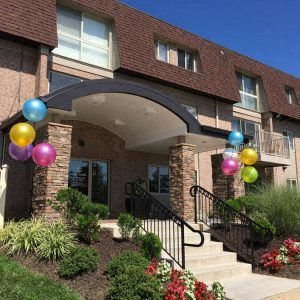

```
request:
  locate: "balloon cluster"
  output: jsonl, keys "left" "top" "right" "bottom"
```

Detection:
{"left": 8, "top": 99, "right": 56, "bottom": 167}
{"left": 221, "top": 131, "right": 259, "bottom": 184}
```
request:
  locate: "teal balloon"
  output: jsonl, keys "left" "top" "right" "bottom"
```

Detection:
{"left": 22, "top": 98, "right": 47, "bottom": 122}
{"left": 228, "top": 131, "right": 244, "bottom": 146}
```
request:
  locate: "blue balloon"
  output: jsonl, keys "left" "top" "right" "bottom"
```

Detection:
{"left": 228, "top": 131, "right": 244, "bottom": 146}
{"left": 22, "top": 98, "right": 47, "bottom": 122}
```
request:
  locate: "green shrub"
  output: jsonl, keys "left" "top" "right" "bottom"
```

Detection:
{"left": 226, "top": 199, "right": 242, "bottom": 211}
{"left": 242, "top": 184, "right": 300, "bottom": 237}
{"left": 76, "top": 213, "right": 100, "bottom": 244}
{"left": 140, "top": 233, "right": 162, "bottom": 259}
{"left": 106, "top": 250, "right": 149, "bottom": 278}
{"left": 36, "top": 221, "right": 75, "bottom": 260}
{"left": 108, "top": 266, "right": 162, "bottom": 300}
{"left": 251, "top": 212, "right": 276, "bottom": 239}
{"left": 117, "top": 213, "right": 142, "bottom": 240}
{"left": 58, "top": 246, "right": 100, "bottom": 279}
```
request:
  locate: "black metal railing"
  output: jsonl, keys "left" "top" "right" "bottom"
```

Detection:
{"left": 190, "top": 185, "right": 274, "bottom": 265}
{"left": 125, "top": 182, "right": 204, "bottom": 269}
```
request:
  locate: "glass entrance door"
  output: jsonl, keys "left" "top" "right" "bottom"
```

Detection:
{"left": 68, "top": 159, "right": 109, "bottom": 205}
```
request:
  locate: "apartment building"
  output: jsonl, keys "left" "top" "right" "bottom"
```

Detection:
{"left": 0, "top": 0, "right": 299, "bottom": 221}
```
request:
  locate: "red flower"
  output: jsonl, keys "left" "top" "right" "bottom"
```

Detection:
{"left": 260, "top": 250, "right": 282, "bottom": 272}
{"left": 284, "top": 239, "right": 300, "bottom": 257}
{"left": 194, "top": 280, "right": 214, "bottom": 300}
{"left": 146, "top": 259, "right": 158, "bottom": 275}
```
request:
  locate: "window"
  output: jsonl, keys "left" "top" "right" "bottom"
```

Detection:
{"left": 155, "top": 41, "right": 169, "bottom": 62}
{"left": 236, "top": 72, "right": 258, "bottom": 111}
{"left": 49, "top": 72, "right": 83, "bottom": 92}
{"left": 148, "top": 166, "right": 169, "bottom": 194}
{"left": 285, "top": 87, "right": 298, "bottom": 105}
{"left": 287, "top": 179, "right": 297, "bottom": 189}
{"left": 53, "top": 6, "right": 110, "bottom": 68}
{"left": 177, "top": 48, "right": 194, "bottom": 70}
{"left": 283, "top": 130, "right": 295, "bottom": 151}
{"left": 181, "top": 104, "right": 198, "bottom": 118}
{"left": 232, "top": 119, "right": 260, "bottom": 147}
{"left": 68, "top": 159, "right": 109, "bottom": 205}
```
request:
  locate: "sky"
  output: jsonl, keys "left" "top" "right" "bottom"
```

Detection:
{"left": 120, "top": 0, "right": 300, "bottom": 78}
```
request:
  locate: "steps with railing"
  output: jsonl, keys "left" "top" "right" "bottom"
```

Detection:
{"left": 125, "top": 182, "right": 204, "bottom": 269}
{"left": 190, "top": 185, "right": 274, "bottom": 264}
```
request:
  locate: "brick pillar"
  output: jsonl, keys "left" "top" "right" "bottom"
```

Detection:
{"left": 32, "top": 122, "right": 72, "bottom": 219}
{"left": 35, "top": 46, "right": 49, "bottom": 97}
{"left": 169, "top": 143, "right": 196, "bottom": 221}
{"left": 211, "top": 153, "right": 245, "bottom": 200}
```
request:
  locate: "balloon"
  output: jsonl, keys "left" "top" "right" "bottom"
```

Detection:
{"left": 32, "top": 143, "right": 56, "bottom": 167}
{"left": 228, "top": 131, "right": 244, "bottom": 147}
{"left": 10, "top": 123, "right": 36, "bottom": 147}
{"left": 241, "top": 166, "right": 258, "bottom": 183}
{"left": 22, "top": 98, "right": 47, "bottom": 122}
{"left": 221, "top": 158, "right": 239, "bottom": 175}
{"left": 223, "top": 148, "right": 238, "bottom": 160}
{"left": 240, "top": 148, "right": 258, "bottom": 165}
{"left": 9, "top": 143, "right": 33, "bottom": 161}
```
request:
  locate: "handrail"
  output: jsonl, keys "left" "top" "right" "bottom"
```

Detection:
{"left": 191, "top": 185, "right": 274, "bottom": 265}
{"left": 125, "top": 182, "right": 204, "bottom": 269}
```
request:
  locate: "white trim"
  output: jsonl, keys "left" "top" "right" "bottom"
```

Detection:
{"left": 283, "top": 130, "right": 295, "bottom": 151}
{"left": 156, "top": 40, "right": 169, "bottom": 63}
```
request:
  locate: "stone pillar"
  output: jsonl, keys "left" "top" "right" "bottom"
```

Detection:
{"left": 32, "top": 122, "right": 72, "bottom": 219}
{"left": 169, "top": 143, "right": 196, "bottom": 221}
{"left": 211, "top": 153, "right": 245, "bottom": 200}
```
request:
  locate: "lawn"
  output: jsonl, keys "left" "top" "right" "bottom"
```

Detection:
{"left": 0, "top": 254, "right": 80, "bottom": 300}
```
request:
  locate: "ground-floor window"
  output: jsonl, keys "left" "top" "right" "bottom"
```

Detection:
{"left": 148, "top": 165, "right": 169, "bottom": 194}
{"left": 287, "top": 178, "right": 297, "bottom": 189}
{"left": 68, "top": 159, "right": 109, "bottom": 205}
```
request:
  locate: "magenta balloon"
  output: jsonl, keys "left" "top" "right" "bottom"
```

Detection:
{"left": 9, "top": 142, "right": 33, "bottom": 161}
{"left": 32, "top": 143, "right": 56, "bottom": 167}
{"left": 221, "top": 159, "right": 239, "bottom": 175}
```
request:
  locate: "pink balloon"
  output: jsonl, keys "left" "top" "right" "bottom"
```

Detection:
{"left": 221, "top": 158, "right": 239, "bottom": 175}
{"left": 32, "top": 143, "right": 56, "bottom": 167}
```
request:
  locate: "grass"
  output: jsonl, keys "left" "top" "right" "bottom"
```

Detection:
{"left": 0, "top": 254, "right": 81, "bottom": 300}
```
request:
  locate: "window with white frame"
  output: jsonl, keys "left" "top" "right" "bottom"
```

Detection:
{"left": 287, "top": 178, "right": 297, "bottom": 189}
{"left": 285, "top": 87, "right": 298, "bottom": 105}
{"left": 236, "top": 72, "right": 258, "bottom": 111}
{"left": 181, "top": 104, "right": 198, "bottom": 119}
{"left": 53, "top": 6, "right": 110, "bottom": 68}
{"left": 155, "top": 41, "right": 169, "bottom": 62}
{"left": 148, "top": 165, "right": 169, "bottom": 194}
{"left": 283, "top": 130, "right": 295, "bottom": 151}
{"left": 177, "top": 48, "right": 194, "bottom": 71}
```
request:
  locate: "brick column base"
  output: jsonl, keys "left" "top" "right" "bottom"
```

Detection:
{"left": 32, "top": 122, "right": 72, "bottom": 220}
{"left": 169, "top": 143, "right": 195, "bottom": 221}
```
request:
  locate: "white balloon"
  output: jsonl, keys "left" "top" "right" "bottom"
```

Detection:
{"left": 223, "top": 148, "right": 238, "bottom": 160}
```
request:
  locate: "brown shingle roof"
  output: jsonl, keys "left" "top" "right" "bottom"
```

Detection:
{"left": 0, "top": 0, "right": 300, "bottom": 119}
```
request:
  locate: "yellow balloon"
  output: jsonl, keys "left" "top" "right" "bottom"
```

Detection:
{"left": 240, "top": 148, "right": 258, "bottom": 165}
{"left": 10, "top": 123, "right": 36, "bottom": 147}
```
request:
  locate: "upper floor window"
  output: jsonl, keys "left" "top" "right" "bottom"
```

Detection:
{"left": 285, "top": 87, "right": 298, "bottom": 105}
{"left": 181, "top": 104, "right": 198, "bottom": 119}
{"left": 49, "top": 71, "right": 83, "bottom": 93}
{"left": 155, "top": 41, "right": 169, "bottom": 62}
{"left": 283, "top": 130, "right": 295, "bottom": 151}
{"left": 236, "top": 72, "right": 258, "bottom": 111}
{"left": 53, "top": 6, "right": 110, "bottom": 68}
{"left": 177, "top": 48, "right": 194, "bottom": 71}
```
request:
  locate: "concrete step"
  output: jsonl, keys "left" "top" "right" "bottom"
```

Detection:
{"left": 175, "top": 241, "right": 224, "bottom": 255}
{"left": 185, "top": 252, "right": 237, "bottom": 268}
{"left": 192, "top": 262, "right": 252, "bottom": 282}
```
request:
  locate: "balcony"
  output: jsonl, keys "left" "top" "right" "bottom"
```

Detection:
{"left": 235, "top": 130, "right": 291, "bottom": 166}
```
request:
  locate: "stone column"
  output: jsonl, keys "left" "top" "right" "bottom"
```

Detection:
{"left": 169, "top": 143, "right": 196, "bottom": 221}
{"left": 32, "top": 122, "right": 72, "bottom": 219}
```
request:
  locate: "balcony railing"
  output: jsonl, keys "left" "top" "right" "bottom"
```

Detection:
{"left": 235, "top": 130, "right": 290, "bottom": 159}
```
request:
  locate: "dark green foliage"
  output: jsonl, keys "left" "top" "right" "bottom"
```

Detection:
{"left": 140, "top": 233, "right": 162, "bottom": 259}
{"left": 108, "top": 266, "right": 162, "bottom": 300}
{"left": 117, "top": 213, "right": 142, "bottom": 241}
{"left": 76, "top": 213, "right": 100, "bottom": 244}
{"left": 251, "top": 212, "right": 276, "bottom": 240}
{"left": 106, "top": 250, "right": 149, "bottom": 279}
{"left": 0, "top": 254, "right": 80, "bottom": 299}
{"left": 58, "top": 246, "right": 100, "bottom": 279}
{"left": 226, "top": 199, "right": 242, "bottom": 211}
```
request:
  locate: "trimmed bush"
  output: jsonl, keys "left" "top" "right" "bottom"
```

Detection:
{"left": 117, "top": 213, "right": 142, "bottom": 240}
{"left": 252, "top": 212, "right": 276, "bottom": 239}
{"left": 106, "top": 250, "right": 149, "bottom": 278}
{"left": 58, "top": 246, "right": 100, "bottom": 279}
{"left": 108, "top": 266, "right": 162, "bottom": 300}
{"left": 140, "top": 233, "right": 162, "bottom": 260}
{"left": 76, "top": 213, "right": 100, "bottom": 244}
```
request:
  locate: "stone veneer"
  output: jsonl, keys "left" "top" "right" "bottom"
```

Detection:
{"left": 169, "top": 143, "right": 196, "bottom": 220}
{"left": 32, "top": 122, "right": 72, "bottom": 219}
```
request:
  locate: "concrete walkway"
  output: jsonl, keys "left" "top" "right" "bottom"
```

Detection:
{"left": 214, "top": 274, "right": 300, "bottom": 300}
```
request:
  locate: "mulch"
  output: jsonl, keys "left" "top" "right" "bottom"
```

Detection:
{"left": 9, "top": 229, "right": 140, "bottom": 300}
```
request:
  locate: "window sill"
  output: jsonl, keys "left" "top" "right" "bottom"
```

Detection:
{"left": 50, "top": 54, "right": 113, "bottom": 78}
{"left": 155, "top": 58, "right": 203, "bottom": 75}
